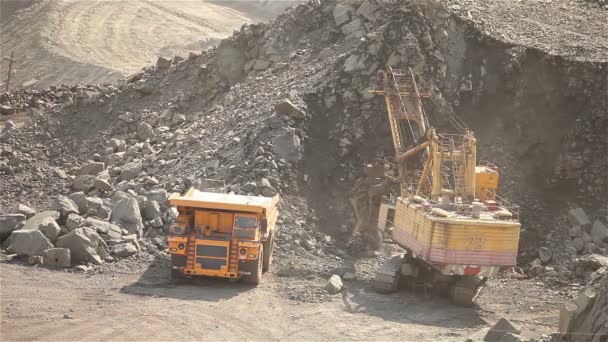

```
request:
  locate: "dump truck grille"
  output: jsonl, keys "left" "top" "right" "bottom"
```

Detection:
{"left": 196, "top": 257, "right": 226, "bottom": 270}
{"left": 196, "top": 245, "right": 227, "bottom": 258}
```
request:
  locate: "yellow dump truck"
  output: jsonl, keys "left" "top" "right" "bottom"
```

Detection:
{"left": 167, "top": 188, "right": 279, "bottom": 284}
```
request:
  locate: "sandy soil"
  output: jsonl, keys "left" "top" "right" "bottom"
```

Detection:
{"left": 0, "top": 256, "right": 566, "bottom": 341}
{"left": 0, "top": 0, "right": 296, "bottom": 89}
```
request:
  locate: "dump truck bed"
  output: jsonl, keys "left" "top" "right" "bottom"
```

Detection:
{"left": 169, "top": 188, "right": 279, "bottom": 214}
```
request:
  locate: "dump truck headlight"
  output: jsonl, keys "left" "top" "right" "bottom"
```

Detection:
{"left": 178, "top": 243, "right": 185, "bottom": 249}
{"left": 239, "top": 248, "right": 247, "bottom": 255}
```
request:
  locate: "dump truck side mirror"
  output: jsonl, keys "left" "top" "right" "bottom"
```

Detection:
{"left": 260, "top": 218, "right": 268, "bottom": 235}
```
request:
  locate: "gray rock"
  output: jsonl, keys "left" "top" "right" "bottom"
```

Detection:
{"left": 568, "top": 208, "right": 592, "bottom": 230}
{"left": 150, "top": 217, "right": 163, "bottom": 228}
{"left": 28, "top": 255, "right": 43, "bottom": 265}
{"left": 274, "top": 99, "right": 306, "bottom": 120}
{"left": 484, "top": 318, "right": 520, "bottom": 341}
{"left": 38, "top": 217, "right": 61, "bottom": 242}
{"left": 22, "top": 211, "right": 60, "bottom": 231}
{"left": 241, "top": 182, "right": 257, "bottom": 193}
{"left": 198, "top": 179, "right": 225, "bottom": 191}
{"left": 55, "top": 227, "right": 108, "bottom": 265}
{"left": 86, "top": 217, "right": 122, "bottom": 240}
{"left": 121, "top": 160, "right": 142, "bottom": 181}
{"left": 343, "top": 271, "right": 357, "bottom": 280}
{"left": 341, "top": 18, "right": 365, "bottom": 38}
{"left": 357, "top": 0, "right": 379, "bottom": 21}
{"left": 569, "top": 225, "right": 583, "bottom": 238}
{"left": 78, "top": 161, "right": 105, "bottom": 175}
{"left": 252, "top": 59, "right": 270, "bottom": 71}
{"left": 499, "top": 332, "right": 525, "bottom": 342}
{"left": 272, "top": 129, "right": 302, "bottom": 162}
{"left": 156, "top": 56, "right": 172, "bottom": 69}
{"left": 86, "top": 197, "right": 104, "bottom": 211}
{"left": 68, "top": 192, "right": 88, "bottom": 214}
{"left": 94, "top": 178, "right": 113, "bottom": 192}
{"left": 137, "top": 122, "right": 155, "bottom": 141}
{"left": 111, "top": 242, "right": 138, "bottom": 258}
{"left": 325, "top": 274, "right": 343, "bottom": 294}
{"left": 162, "top": 207, "right": 178, "bottom": 224}
{"left": 148, "top": 189, "right": 168, "bottom": 204}
{"left": 13, "top": 203, "right": 35, "bottom": 219}
{"left": 333, "top": 4, "right": 353, "bottom": 26}
{"left": 143, "top": 200, "right": 162, "bottom": 220}
{"left": 65, "top": 214, "right": 85, "bottom": 231}
{"left": 10, "top": 229, "right": 54, "bottom": 256}
{"left": 110, "top": 197, "right": 144, "bottom": 237}
{"left": 43, "top": 248, "right": 71, "bottom": 268}
{"left": 0, "top": 214, "right": 26, "bottom": 241}
{"left": 50, "top": 196, "right": 80, "bottom": 219}
{"left": 538, "top": 247, "right": 552, "bottom": 264}
{"left": 590, "top": 220, "right": 608, "bottom": 245}
{"left": 572, "top": 237, "right": 585, "bottom": 252}
{"left": 72, "top": 175, "right": 96, "bottom": 191}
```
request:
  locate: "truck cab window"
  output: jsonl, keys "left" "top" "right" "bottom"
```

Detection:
{"left": 235, "top": 216, "right": 257, "bottom": 229}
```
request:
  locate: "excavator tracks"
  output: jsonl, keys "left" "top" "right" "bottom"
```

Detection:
{"left": 372, "top": 255, "right": 403, "bottom": 293}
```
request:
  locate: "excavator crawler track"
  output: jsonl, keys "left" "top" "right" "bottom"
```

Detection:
{"left": 372, "top": 255, "right": 403, "bottom": 293}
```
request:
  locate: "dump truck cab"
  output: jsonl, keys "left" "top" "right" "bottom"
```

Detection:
{"left": 167, "top": 188, "right": 279, "bottom": 284}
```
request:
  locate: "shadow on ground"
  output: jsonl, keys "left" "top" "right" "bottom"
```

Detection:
{"left": 340, "top": 281, "right": 486, "bottom": 329}
{"left": 120, "top": 254, "right": 255, "bottom": 302}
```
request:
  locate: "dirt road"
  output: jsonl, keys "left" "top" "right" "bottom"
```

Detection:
{"left": 0, "top": 256, "right": 564, "bottom": 341}
{"left": 0, "top": 0, "right": 293, "bottom": 89}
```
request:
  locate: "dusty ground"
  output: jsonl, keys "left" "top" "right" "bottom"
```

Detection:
{"left": 0, "top": 0, "right": 298, "bottom": 88}
{"left": 0, "top": 256, "right": 566, "bottom": 341}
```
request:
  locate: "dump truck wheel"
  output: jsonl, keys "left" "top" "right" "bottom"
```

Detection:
{"left": 170, "top": 268, "right": 183, "bottom": 280}
{"left": 450, "top": 276, "right": 483, "bottom": 306}
{"left": 262, "top": 233, "right": 274, "bottom": 273}
{"left": 242, "top": 246, "right": 263, "bottom": 285}
{"left": 372, "top": 255, "right": 403, "bottom": 293}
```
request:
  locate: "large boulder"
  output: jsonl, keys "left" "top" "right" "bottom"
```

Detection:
{"left": 121, "top": 160, "right": 142, "bottom": 181}
{"left": 78, "top": 161, "right": 105, "bottom": 175}
{"left": 333, "top": 4, "right": 353, "bottom": 26}
{"left": 156, "top": 56, "right": 172, "bottom": 69}
{"left": 66, "top": 214, "right": 85, "bottom": 231}
{"left": 72, "top": 175, "right": 96, "bottom": 192}
{"left": 55, "top": 228, "right": 108, "bottom": 265}
{"left": 22, "top": 211, "right": 60, "bottom": 231}
{"left": 484, "top": 318, "right": 520, "bottom": 341}
{"left": 86, "top": 217, "right": 122, "bottom": 240}
{"left": 68, "top": 191, "right": 89, "bottom": 214}
{"left": 568, "top": 208, "right": 592, "bottom": 230}
{"left": 38, "top": 217, "right": 61, "bottom": 242}
{"left": 590, "top": 220, "right": 608, "bottom": 246}
{"left": 50, "top": 195, "right": 80, "bottom": 220}
{"left": 272, "top": 129, "right": 302, "bottom": 162}
{"left": 110, "top": 197, "right": 144, "bottom": 237}
{"left": 143, "top": 200, "right": 162, "bottom": 220}
{"left": 10, "top": 230, "right": 53, "bottom": 256}
{"left": 0, "top": 214, "right": 26, "bottom": 241}
{"left": 325, "top": 274, "right": 343, "bottom": 294}
{"left": 274, "top": 99, "right": 306, "bottom": 120}
{"left": 43, "top": 248, "right": 71, "bottom": 268}
{"left": 137, "top": 122, "right": 155, "bottom": 141}
{"left": 111, "top": 243, "right": 138, "bottom": 258}
{"left": 13, "top": 203, "right": 36, "bottom": 219}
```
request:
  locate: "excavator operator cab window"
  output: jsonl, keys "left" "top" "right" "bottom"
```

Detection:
{"left": 169, "top": 224, "right": 187, "bottom": 235}
{"left": 235, "top": 216, "right": 257, "bottom": 229}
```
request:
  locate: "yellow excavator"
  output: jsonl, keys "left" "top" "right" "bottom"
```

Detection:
{"left": 353, "top": 68, "right": 521, "bottom": 305}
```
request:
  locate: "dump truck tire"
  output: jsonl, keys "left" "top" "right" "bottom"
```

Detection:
{"left": 262, "top": 233, "right": 274, "bottom": 273}
{"left": 242, "top": 246, "right": 263, "bottom": 285}
{"left": 170, "top": 268, "right": 183, "bottom": 280}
